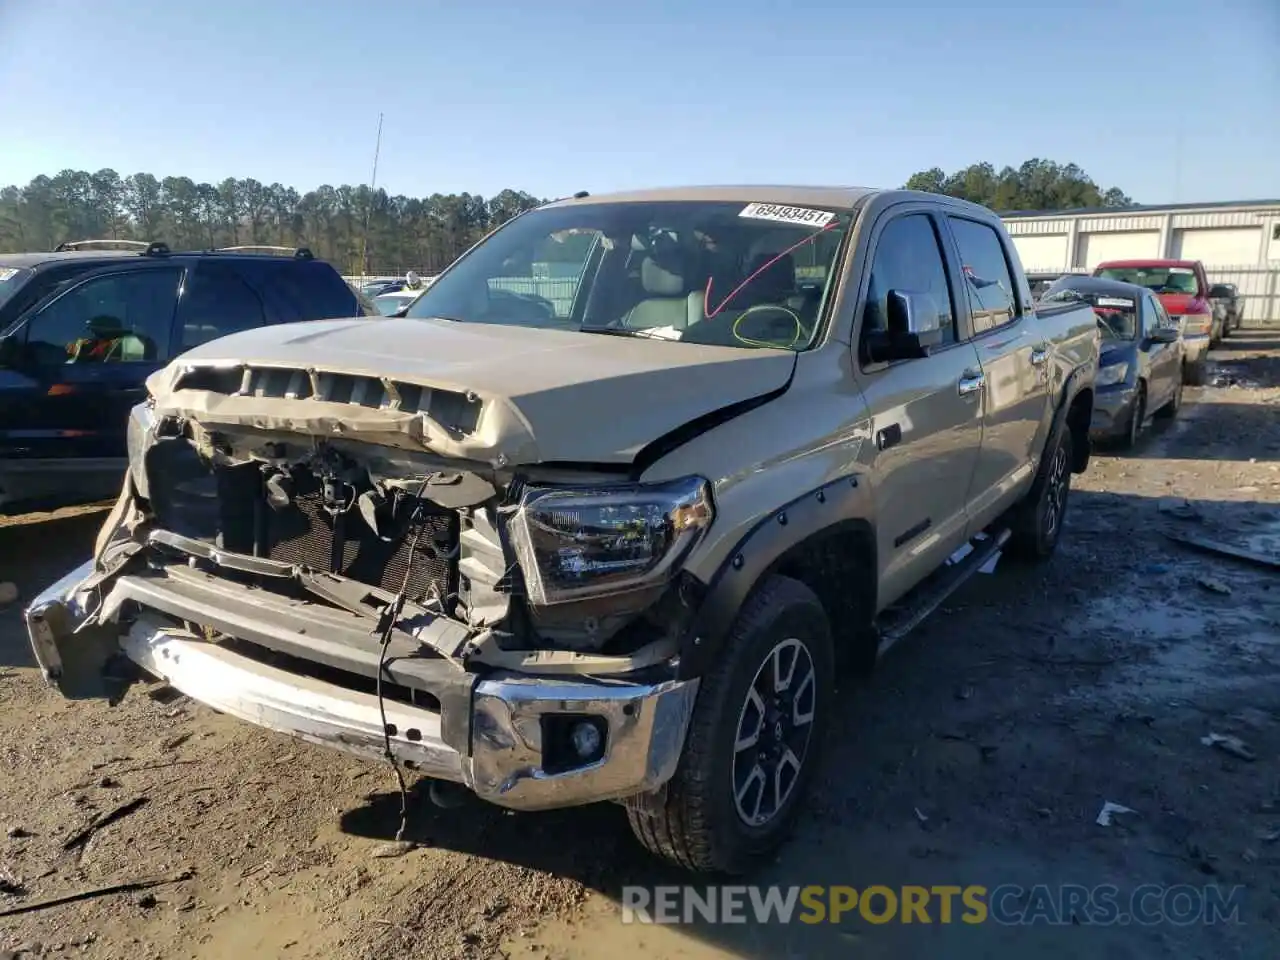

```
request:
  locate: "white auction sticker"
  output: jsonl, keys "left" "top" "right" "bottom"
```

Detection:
{"left": 0, "top": 267, "right": 18, "bottom": 282}
{"left": 1095, "top": 296, "right": 1134, "bottom": 308}
{"left": 739, "top": 202, "right": 835, "bottom": 228}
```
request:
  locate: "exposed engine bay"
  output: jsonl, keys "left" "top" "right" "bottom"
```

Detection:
{"left": 93, "top": 406, "right": 710, "bottom": 684}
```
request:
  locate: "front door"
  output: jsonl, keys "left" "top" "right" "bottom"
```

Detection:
{"left": 944, "top": 215, "right": 1051, "bottom": 534}
{"left": 853, "top": 209, "right": 985, "bottom": 607}
{"left": 0, "top": 265, "right": 184, "bottom": 500}
{"left": 1144, "top": 292, "right": 1180, "bottom": 407}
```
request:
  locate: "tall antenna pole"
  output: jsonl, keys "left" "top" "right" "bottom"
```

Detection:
{"left": 359, "top": 112, "right": 384, "bottom": 276}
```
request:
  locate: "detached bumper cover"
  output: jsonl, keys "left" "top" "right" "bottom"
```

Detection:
{"left": 25, "top": 560, "right": 699, "bottom": 811}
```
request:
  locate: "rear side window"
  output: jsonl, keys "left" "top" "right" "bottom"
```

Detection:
{"left": 948, "top": 218, "right": 1016, "bottom": 335}
{"left": 178, "top": 263, "right": 267, "bottom": 350}
{"left": 234, "top": 259, "right": 363, "bottom": 323}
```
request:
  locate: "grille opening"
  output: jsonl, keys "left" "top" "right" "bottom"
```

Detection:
{"left": 217, "top": 635, "right": 442, "bottom": 711}
{"left": 147, "top": 445, "right": 461, "bottom": 615}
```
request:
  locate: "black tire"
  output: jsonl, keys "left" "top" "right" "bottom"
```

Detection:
{"left": 1184, "top": 359, "right": 1206, "bottom": 386}
{"left": 1154, "top": 370, "right": 1183, "bottom": 421}
{"left": 1005, "top": 423, "right": 1074, "bottom": 562}
{"left": 1119, "top": 382, "right": 1146, "bottom": 450}
{"left": 626, "top": 574, "right": 834, "bottom": 875}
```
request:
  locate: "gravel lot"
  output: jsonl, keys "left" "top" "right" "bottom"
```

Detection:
{"left": 3, "top": 333, "right": 1280, "bottom": 960}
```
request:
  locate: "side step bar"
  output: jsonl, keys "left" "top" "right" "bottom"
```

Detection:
{"left": 875, "top": 528, "right": 1011, "bottom": 658}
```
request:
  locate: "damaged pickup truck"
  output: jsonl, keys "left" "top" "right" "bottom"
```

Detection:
{"left": 26, "top": 187, "right": 1099, "bottom": 874}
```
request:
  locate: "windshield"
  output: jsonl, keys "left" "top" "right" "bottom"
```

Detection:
{"left": 1041, "top": 284, "right": 1139, "bottom": 339}
{"left": 1097, "top": 266, "right": 1199, "bottom": 296}
{"left": 404, "top": 200, "right": 853, "bottom": 351}
{"left": 0, "top": 266, "right": 33, "bottom": 313}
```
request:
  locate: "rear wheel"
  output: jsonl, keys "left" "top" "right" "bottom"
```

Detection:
{"left": 1006, "top": 423, "right": 1074, "bottom": 562}
{"left": 1120, "top": 382, "right": 1147, "bottom": 450}
{"left": 625, "top": 574, "right": 834, "bottom": 874}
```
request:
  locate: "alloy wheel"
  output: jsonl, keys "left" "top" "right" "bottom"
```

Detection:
{"left": 732, "top": 638, "right": 817, "bottom": 827}
{"left": 1043, "top": 443, "right": 1069, "bottom": 539}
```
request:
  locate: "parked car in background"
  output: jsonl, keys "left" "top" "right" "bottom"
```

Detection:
{"left": 28, "top": 186, "right": 1099, "bottom": 875}
{"left": 372, "top": 288, "right": 425, "bottom": 315}
{"left": 1208, "top": 281, "right": 1243, "bottom": 338}
{"left": 0, "top": 241, "right": 365, "bottom": 512}
{"left": 1041, "top": 275, "right": 1182, "bottom": 448}
{"left": 361, "top": 279, "right": 404, "bottom": 298}
{"left": 1026, "top": 270, "right": 1087, "bottom": 302}
{"left": 1092, "top": 259, "right": 1216, "bottom": 382}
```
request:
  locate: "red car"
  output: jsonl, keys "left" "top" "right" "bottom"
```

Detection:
{"left": 1092, "top": 259, "right": 1216, "bottom": 383}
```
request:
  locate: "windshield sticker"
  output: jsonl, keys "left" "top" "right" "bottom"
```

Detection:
{"left": 1096, "top": 296, "right": 1135, "bottom": 308}
{"left": 0, "top": 268, "right": 19, "bottom": 283}
{"left": 738, "top": 203, "right": 836, "bottom": 228}
{"left": 1168, "top": 267, "right": 1195, "bottom": 275}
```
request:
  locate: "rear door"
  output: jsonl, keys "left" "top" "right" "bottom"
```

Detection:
{"left": 852, "top": 206, "right": 984, "bottom": 607}
{"left": 943, "top": 215, "right": 1051, "bottom": 535}
{"left": 0, "top": 263, "right": 184, "bottom": 462}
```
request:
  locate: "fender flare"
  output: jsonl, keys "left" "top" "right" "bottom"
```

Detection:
{"left": 1051, "top": 365, "right": 1094, "bottom": 473}
{"left": 675, "top": 473, "right": 872, "bottom": 680}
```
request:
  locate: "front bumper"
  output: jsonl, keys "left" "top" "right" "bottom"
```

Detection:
{"left": 25, "top": 560, "right": 699, "bottom": 811}
{"left": 1089, "top": 384, "right": 1137, "bottom": 439}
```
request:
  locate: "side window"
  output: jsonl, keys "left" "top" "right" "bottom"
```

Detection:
{"left": 861, "top": 214, "right": 956, "bottom": 348}
{"left": 177, "top": 265, "right": 266, "bottom": 351}
{"left": 24, "top": 268, "right": 181, "bottom": 366}
{"left": 948, "top": 218, "right": 1016, "bottom": 335}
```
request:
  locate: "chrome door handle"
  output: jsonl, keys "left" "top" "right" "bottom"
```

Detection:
{"left": 958, "top": 372, "right": 985, "bottom": 396}
{"left": 1030, "top": 345, "right": 1050, "bottom": 365}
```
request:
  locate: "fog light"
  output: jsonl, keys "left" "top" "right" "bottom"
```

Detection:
{"left": 571, "top": 720, "right": 603, "bottom": 759}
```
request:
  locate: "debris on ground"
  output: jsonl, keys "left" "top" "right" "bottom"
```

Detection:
{"left": 1195, "top": 576, "right": 1233, "bottom": 596}
{"left": 0, "top": 581, "right": 17, "bottom": 606}
{"left": 61, "top": 796, "right": 149, "bottom": 851}
{"left": 5, "top": 827, "right": 31, "bottom": 840}
{"left": 369, "top": 841, "right": 416, "bottom": 859}
{"left": 1201, "top": 732, "right": 1257, "bottom": 762}
{"left": 1166, "top": 530, "right": 1280, "bottom": 572}
{"left": 0, "top": 871, "right": 190, "bottom": 919}
{"left": 1158, "top": 498, "right": 1202, "bottom": 522}
{"left": 1096, "top": 802, "right": 1137, "bottom": 827}
{"left": 0, "top": 869, "right": 27, "bottom": 896}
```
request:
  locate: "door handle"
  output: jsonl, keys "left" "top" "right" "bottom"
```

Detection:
{"left": 958, "top": 371, "right": 985, "bottom": 397}
{"left": 1030, "top": 344, "right": 1050, "bottom": 365}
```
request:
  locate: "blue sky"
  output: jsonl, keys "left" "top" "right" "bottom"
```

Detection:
{"left": 2, "top": 0, "right": 1277, "bottom": 204}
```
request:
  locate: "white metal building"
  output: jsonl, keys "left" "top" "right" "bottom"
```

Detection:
{"left": 1002, "top": 199, "right": 1280, "bottom": 324}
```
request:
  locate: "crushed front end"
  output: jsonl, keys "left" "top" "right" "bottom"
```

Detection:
{"left": 25, "top": 361, "right": 710, "bottom": 811}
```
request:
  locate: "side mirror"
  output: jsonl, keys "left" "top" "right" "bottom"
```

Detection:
{"left": 1207, "top": 284, "right": 1232, "bottom": 299}
{"left": 862, "top": 290, "right": 946, "bottom": 364}
{"left": 1149, "top": 325, "right": 1180, "bottom": 344}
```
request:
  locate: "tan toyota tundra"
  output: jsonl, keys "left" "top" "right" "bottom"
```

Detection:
{"left": 26, "top": 187, "right": 1100, "bottom": 874}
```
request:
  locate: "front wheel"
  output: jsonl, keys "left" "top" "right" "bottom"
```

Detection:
{"left": 1005, "top": 424, "right": 1074, "bottom": 562}
{"left": 626, "top": 575, "right": 834, "bottom": 874}
{"left": 1120, "top": 382, "right": 1147, "bottom": 450}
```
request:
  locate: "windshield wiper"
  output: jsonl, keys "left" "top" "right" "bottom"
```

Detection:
{"left": 580, "top": 326, "right": 673, "bottom": 340}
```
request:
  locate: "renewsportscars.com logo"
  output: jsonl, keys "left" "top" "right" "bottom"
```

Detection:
{"left": 621, "top": 884, "right": 1246, "bottom": 927}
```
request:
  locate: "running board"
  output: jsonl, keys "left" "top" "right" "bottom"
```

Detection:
{"left": 875, "top": 528, "right": 1011, "bottom": 658}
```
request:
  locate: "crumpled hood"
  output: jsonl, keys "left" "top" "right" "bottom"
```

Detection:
{"left": 148, "top": 317, "right": 796, "bottom": 466}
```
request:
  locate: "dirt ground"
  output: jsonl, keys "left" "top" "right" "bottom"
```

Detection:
{"left": 3, "top": 332, "right": 1280, "bottom": 960}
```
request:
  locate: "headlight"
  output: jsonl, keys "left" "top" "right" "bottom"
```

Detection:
{"left": 509, "top": 476, "right": 714, "bottom": 606}
{"left": 1096, "top": 362, "right": 1129, "bottom": 387}
{"left": 126, "top": 399, "right": 157, "bottom": 499}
